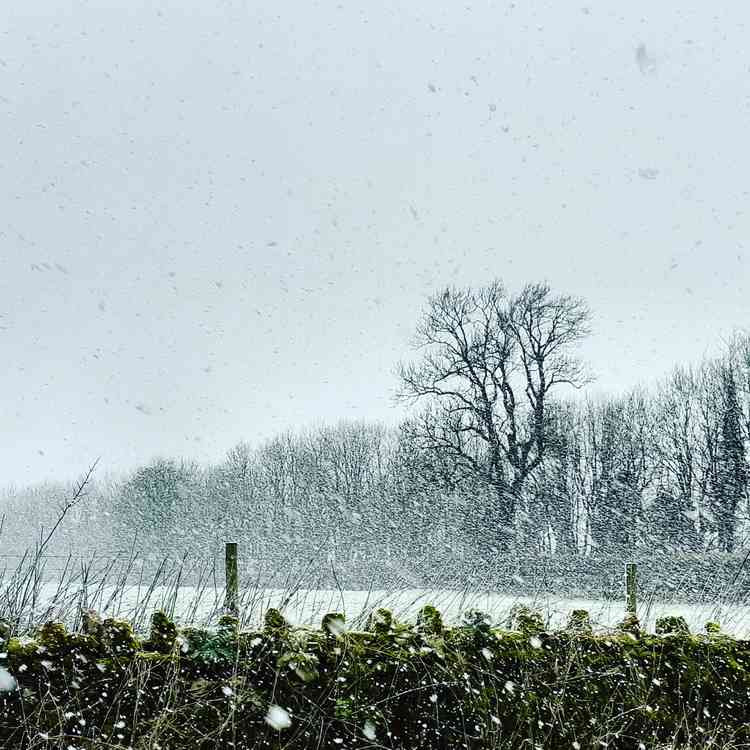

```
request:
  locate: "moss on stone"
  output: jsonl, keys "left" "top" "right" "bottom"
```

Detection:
{"left": 567, "top": 609, "right": 592, "bottom": 633}
{"left": 145, "top": 610, "right": 177, "bottom": 653}
{"left": 617, "top": 612, "right": 641, "bottom": 636}
{"left": 218, "top": 613, "right": 239, "bottom": 634}
{"left": 6, "top": 636, "right": 36, "bottom": 660}
{"left": 462, "top": 609, "right": 492, "bottom": 630}
{"left": 101, "top": 617, "right": 139, "bottom": 657}
{"left": 655, "top": 615, "right": 690, "bottom": 636}
{"left": 506, "top": 604, "right": 544, "bottom": 635}
{"left": 263, "top": 607, "right": 288, "bottom": 633}
{"left": 367, "top": 608, "right": 393, "bottom": 635}
{"left": 134, "top": 651, "right": 177, "bottom": 663}
{"left": 36, "top": 621, "right": 68, "bottom": 651}
{"left": 416, "top": 605, "right": 444, "bottom": 637}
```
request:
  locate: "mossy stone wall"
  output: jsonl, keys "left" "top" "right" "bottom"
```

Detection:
{"left": 0, "top": 607, "right": 747, "bottom": 749}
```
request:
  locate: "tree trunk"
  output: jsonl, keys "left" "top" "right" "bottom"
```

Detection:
{"left": 494, "top": 481, "right": 517, "bottom": 552}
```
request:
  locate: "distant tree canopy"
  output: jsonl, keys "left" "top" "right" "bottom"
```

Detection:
{"left": 4, "top": 284, "right": 750, "bottom": 563}
{"left": 111, "top": 458, "right": 205, "bottom": 549}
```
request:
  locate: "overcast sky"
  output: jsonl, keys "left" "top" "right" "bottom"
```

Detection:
{"left": 1, "top": 0, "right": 749, "bottom": 487}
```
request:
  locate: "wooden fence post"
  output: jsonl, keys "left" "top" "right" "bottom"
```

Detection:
{"left": 625, "top": 562, "right": 637, "bottom": 618}
{"left": 225, "top": 542, "right": 239, "bottom": 616}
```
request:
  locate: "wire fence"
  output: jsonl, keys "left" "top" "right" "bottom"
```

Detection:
{"left": 1, "top": 543, "right": 749, "bottom": 637}
{"left": 2, "top": 547, "right": 750, "bottom": 601}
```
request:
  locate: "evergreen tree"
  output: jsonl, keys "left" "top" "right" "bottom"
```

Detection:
{"left": 713, "top": 367, "right": 748, "bottom": 551}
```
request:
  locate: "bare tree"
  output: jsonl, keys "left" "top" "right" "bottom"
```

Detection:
{"left": 397, "top": 280, "right": 591, "bottom": 550}
{"left": 524, "top": 399, "right": 584, "bottom": 554}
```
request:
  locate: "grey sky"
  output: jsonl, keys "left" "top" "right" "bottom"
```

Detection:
{"left": 1, "top": 0, "right": 749, "bottom": 486}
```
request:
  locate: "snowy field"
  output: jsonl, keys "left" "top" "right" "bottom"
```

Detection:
{"left": 18, "top": 583, "right": 750, "bottom": 637}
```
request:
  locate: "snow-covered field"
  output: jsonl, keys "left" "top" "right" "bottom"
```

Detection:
{"left": 20, "top": 583, "right": 750, "bottom": 637}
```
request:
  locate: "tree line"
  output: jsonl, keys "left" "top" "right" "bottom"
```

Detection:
{"left": 3, "top": 279, "right": 750, "bottom": 561}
